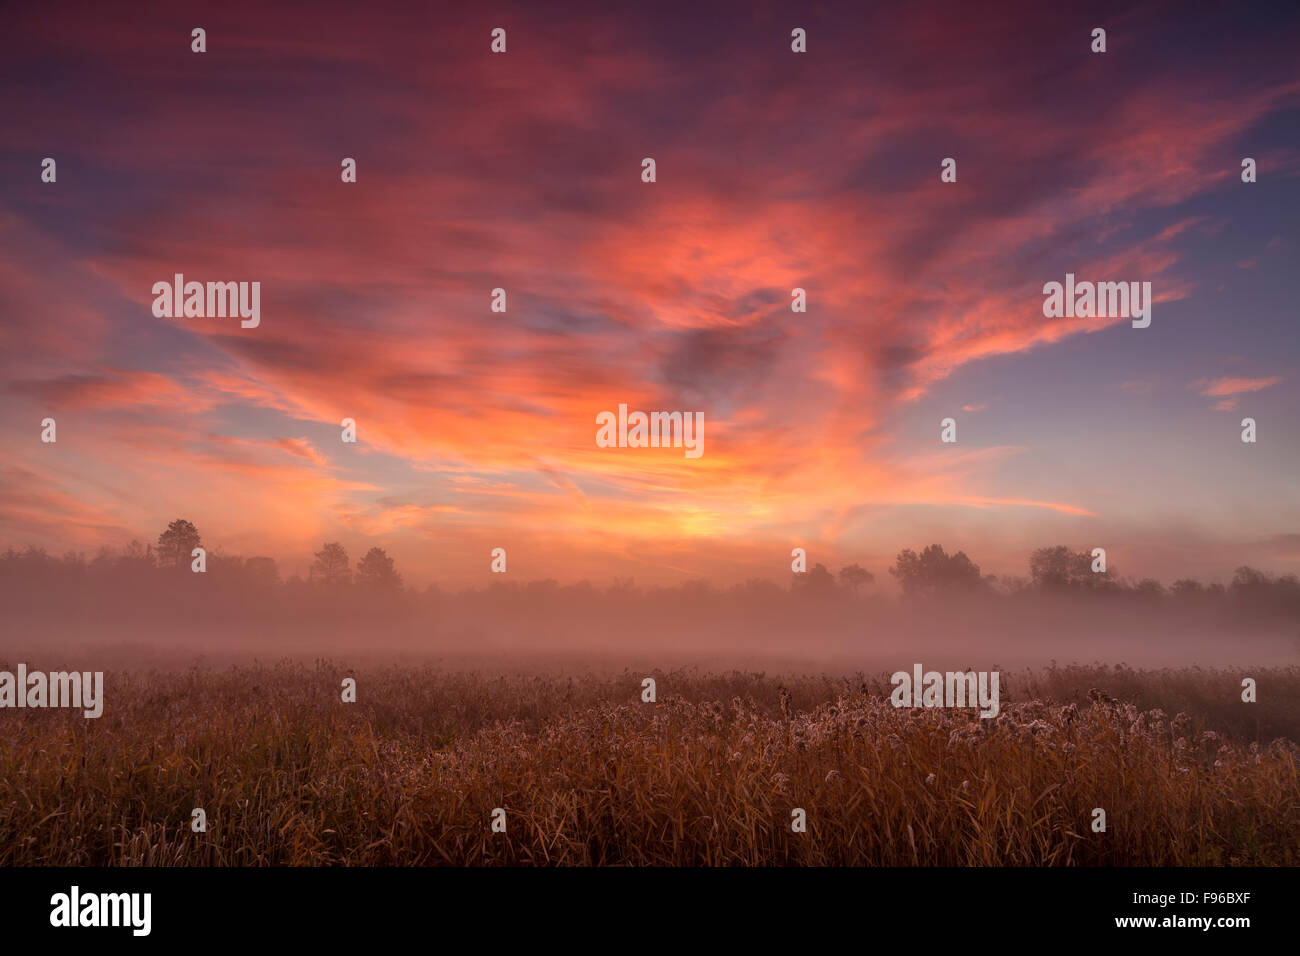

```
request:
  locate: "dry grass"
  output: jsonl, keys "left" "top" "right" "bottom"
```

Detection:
{"left": 0, "top": 661, "right": 1296, "bottom": 865}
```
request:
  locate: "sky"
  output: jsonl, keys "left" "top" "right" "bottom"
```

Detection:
{"left": 1, "top": 0, "right": 1298, "bottom": 588}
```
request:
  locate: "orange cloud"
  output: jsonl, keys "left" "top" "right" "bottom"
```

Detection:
{"left": 1199, "top": 376, "right": 1282, "bottom": 396}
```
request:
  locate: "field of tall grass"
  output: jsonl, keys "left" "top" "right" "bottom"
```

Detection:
{"left": 0, "top": 661, "right": 1296, "bottom": 865}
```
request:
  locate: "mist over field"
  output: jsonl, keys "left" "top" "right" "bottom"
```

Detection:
{"left": 3, "top": 536, "right": 1296, "bottom": 674}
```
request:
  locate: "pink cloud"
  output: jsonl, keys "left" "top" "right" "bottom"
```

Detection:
{"left": 1200, "top": 376, "right": 1282, "bottom": 396}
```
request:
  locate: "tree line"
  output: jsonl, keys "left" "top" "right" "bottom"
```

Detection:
{"left": 2, "top": 520, "right": 1298, "bottom": 621}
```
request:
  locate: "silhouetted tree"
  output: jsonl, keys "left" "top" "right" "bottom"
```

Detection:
{"left": 356, "top": 547, "right": 402, "bottom": 591}
{"left": 837, "top": 563, "right": 874, "bottom": 595}
{"left": 310, "top": 542, "right": 351, "bottom": 586}
{"left": 889, "top": 545, "right": 984, "bottom": 597}
{"left": 1134, "top": 578, "right": 1167, "bottom": 599}
{"left": 1230, "top": 566, "right": 1300, "bottom": 617}
{"left": 1029, "top": 546, "right": 1094, "bottom": 591}
{"left": 1232, "top": 566, "right": 1270, "bottom": 592}
{"left": 244, "top": 556, "right": 281, "bottom": 587}
{"left": 156, "top": 519, "right": 200, "bottom": 569}
{"left": 792, "top": 562, "right": 839, "bottom": 597}
{"left": 608, "top": 577, "right": 641, "bottom": 600}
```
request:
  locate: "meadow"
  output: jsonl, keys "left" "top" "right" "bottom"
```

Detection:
{"left": 0, "top": 661, "right": 1296, "bottom": 866}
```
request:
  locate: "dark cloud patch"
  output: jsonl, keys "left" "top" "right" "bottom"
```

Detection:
{"left": 658, "top": 322, "right": 787, "bottom": 404}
